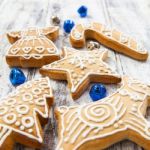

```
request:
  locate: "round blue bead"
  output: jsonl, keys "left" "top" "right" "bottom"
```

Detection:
{"left": 77, "top": 5, "right": 88, "bottom": 18}
{"left": 63, "top": 20, "right": 75, "bottom": 33}
{"left": 89, "top": 84, "right": 107, "bottom": 101}
{"left": 9, "top": 68, "right": 26, "bottom": 86}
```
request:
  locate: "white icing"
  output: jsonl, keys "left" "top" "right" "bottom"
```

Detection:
{"left": 47, "top": 48, "right": 56, "bottom": 53}
{"left": 22, "top": 93, "right": 33, "bottom": 101}
{"left": 16, "top": 105, "right": 29, "bottom": 115}
{"left": 70, "top": 22, "right": 148, "bottom": 57}
{"left": 0, "top": 107, "right": 8, "bottom": 115}
{"left": 56, "top": 76, "right": 150, "bottom": 150}
{"left": 10, "top": 48, "right": 20, "bottom": 54}
{"left": 42, "top": 47, "right": 119, "bottom": 93}
{"left": 22, "top": 47, "right": 32, "bottom": 54}
{"left": 21, "top": 116, "right": 34, "bottom": 128}
{"left": 7, "top": 27, "right": 59, "bottom": 61}
{"left": 4, "top": 99, "right": 16, "bottom": 106}
{"left": 0, "top": 77, "right": 52, "bottom": 147}
{"left": 35, "top": 98, "right": 45, "bottom": 106}
{"left": 32, "top": 88, "right": 41, "bottom": 95}
{"left": 3, "top": 113, "right": 17, "bottom": 125}
{"left": 35, "top": 46, "right": 45, "bottom": 53}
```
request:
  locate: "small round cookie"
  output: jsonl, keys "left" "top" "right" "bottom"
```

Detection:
{"left": 40, "top": 47, "right": 121, "bottom": 100}
{"left": 6, "top": 26, "right": 60, "bottom": 67}
{"left": 0, "top": 77, "right": 54, "bottom": 150}
{"left": 55, "top": 76, "right": 150, "bottom": 150}
{"left": 70, "top": 22, "right": 148, "bottom": 61}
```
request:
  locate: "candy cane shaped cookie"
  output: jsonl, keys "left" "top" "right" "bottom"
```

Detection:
{"left": 70, "top": 22, "right": 148, "bottom": 61}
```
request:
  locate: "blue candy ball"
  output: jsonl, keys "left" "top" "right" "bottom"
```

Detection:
{"left": 89, "top": 84, "right": 107, "bottom": 101}
{"left": 63, "top": 20, "right": 75, "bottom": 33}
{"left": 9, "top": 68, "right": 26, "bottom": 86}
{"left": 77, "top": 5, "right": 88, "bottom": 18}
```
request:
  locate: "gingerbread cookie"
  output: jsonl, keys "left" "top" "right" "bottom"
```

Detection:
{"left": 6, "top": 26, "right": 60, "bottom": 67}
{"left": 0, "top": 77, "right": 53, "bottom": 150}
{"left": 55, "top": 76, "right": 150, "bottom": 150}
{"left": 40, "top": 47, "right": 121, "bottom": 100}
{"left": 70, "top": 22, "right": 148, "bottom": 60}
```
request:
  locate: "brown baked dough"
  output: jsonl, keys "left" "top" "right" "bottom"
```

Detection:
{"left": 40, "top": 47, "right": 121, "bottom": 100}
{"left": 0, "top": 77, "right": 53, "bottom": 150}
{"left": 55, "top": 76, "right": 150, "bottom": 150}
{"left": 70, "top": 22, "right": 148, "bottom": 61}
{"left": 6, "top": 26, "right": 60, "bottom": 67}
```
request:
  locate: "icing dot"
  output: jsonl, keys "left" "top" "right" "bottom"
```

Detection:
{"left": 15, "top": 121, "right": 21, "bottom": 126}
{"left": 28, "top": 129, "right": 33, "bottom": 133}
{"left": 74, "top": 32, "right": 81, "bottom": 39}
{"left": 3, "top": 113, "right": 17, "bottom": 124}
{"left": 0, "top": 107, "right": 8, "bottom": 115}
{"left": 21, "top": 116, "right": 34, "bottom": 128}
{"left": 118, "top": 120, "right": 123, "bottom": 125}
{"left": 131, "top": 107, "right": 137, "bottom": 112}
{"left": 20, "top": 125, "right": 25, "bottom": 130}
{"left": 114, "top": 123, "right": 119, "bottom": 129}
{"left": 16, "top": 105, "right": 29, "bottom": 115}
{"left": 18, "top": 114, "right": 22, "bottom": 117}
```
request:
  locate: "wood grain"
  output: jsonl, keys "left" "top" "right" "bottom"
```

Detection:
{"left": 0, "top": 0, "right": 149, "bottom": 149}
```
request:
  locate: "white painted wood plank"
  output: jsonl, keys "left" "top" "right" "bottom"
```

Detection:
{"left": 0, "top": 0, "right": 149, "bottom": 150}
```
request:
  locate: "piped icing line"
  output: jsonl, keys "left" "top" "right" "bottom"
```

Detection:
{"left": 56, "top": 76, "right": 150, "bottom": 150}
{"left": 6, "top": 26, "right": 60, "bottom": 67}
{"left": 41, "top": 47, "right": 120, "bottom": 97}
{"left": 0, "top": 77, "right": 53, "bottom": 148}
{"left": 70, "top": 22, "right": 148, "bottom": 60}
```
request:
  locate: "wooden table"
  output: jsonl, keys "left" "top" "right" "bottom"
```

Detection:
{"left": 0, "top": 0, "right": 150, "bottom": 149}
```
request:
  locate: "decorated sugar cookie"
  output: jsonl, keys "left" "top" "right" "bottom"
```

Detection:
{"left": 6, "top": 26, "right": 60, "bottom": 67}
{"left": 0, "top": 77, "right": 53, "bottom": 150}
{"left": 40, "top": 47, "right": 121, "bottom": 100}
{"left": 70, "top": 22, "right": 148, "bottom": 60}
{"left": 55, "top": 76, "right": 150, "bottom": 150}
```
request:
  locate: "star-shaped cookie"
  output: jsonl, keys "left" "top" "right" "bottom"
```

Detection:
{"left": 70, "top": 22, "right": 148, "bottom": 60}
{"left": 40, "top": 47, "right": 121, "bottom": 100}
{"left": 6, "top": 26, "right": 60, "bottom": 67}
{"left": 55, "top": 76, "right": 150, "bottom": 150}
{"left": 0, "top": 77, "right": 53, "bottom": 150}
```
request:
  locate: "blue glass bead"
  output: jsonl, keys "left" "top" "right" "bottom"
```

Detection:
{"left": 63, "top": 20, "right": 75, "bottom": 33}
{"left": 77, "top": 5, "right": 88, "bottom": 18}
{"left": 9, "top": 68, "right": 26, "bottom": 86}
{"left": 89, "top": 84, "right": 107, "bottom": 101}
